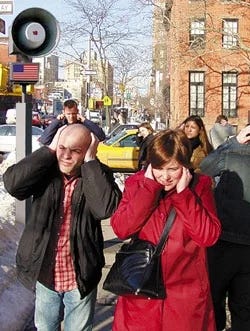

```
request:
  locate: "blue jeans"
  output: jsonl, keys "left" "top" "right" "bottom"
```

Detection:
{"left": 35, "top": 282, "right": 97, "bottom": 331}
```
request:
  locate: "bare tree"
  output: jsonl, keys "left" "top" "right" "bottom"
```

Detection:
{"left": 60, "top": 0, "right": 151, "bottom": 94}
{"left": 57, "top": 0, "right": 152, "bottom": 127}
{"left": 111, "top": 44, "right": 152, "bottom": 105}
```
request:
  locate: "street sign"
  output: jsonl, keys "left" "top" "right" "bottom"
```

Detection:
{"left": 84, "top": 69, "right": 97, "bottom": 75}
{"left": 0, "top": 1, "right": 13, "bottom": 14}
{"left": 88, "top": 97, "right": 95, "bottom": 109}
{"left": 102, "top": 95, "right": 112, "bottom": 106}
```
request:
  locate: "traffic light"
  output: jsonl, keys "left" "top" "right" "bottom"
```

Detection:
{"left": 9, "top": 7, "right": 60, "bottom": 57}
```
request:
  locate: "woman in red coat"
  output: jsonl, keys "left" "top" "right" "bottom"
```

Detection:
{"left": 110, "top": 129, "right": 221, "bottom": 331}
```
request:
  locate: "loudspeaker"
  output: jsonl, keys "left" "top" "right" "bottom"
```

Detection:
{"left": 9, "top": 7, "right": 60, "bottom": 57}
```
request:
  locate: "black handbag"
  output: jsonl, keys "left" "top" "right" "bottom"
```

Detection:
{"left": 103, "top": 208, "right": 176, "bottom": 299}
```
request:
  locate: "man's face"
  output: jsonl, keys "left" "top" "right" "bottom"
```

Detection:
{"left": 64, "top": 106, "right": 78, "bottom": 124}
{"left": 56, "top": 130, "right": 90, "bottom": 176}
{"left": 220, "top": 119, "right": 227, "bottom": 126}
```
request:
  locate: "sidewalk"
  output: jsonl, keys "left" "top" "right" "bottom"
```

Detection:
{"left": 92, "top": 218, "right": 122, "bottom": 331}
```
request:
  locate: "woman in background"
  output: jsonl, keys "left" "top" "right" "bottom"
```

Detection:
{"left": 136, "top": 122, "right": 154, "bottom": 170}
{"left": 181, "top": 115, "right": 213, "bottom": 171}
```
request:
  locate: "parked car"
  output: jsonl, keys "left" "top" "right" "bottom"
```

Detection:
{"left": 32, "top": 111, "right": 43, "bottom": 127}
{"left": 105, "top": 123, "right": 139, "bottom": 140}
{"left": 4, "top": 109, "right": 43, "bottom": 128}
{"left": 5, "top": 108, "right": 16, "bottom": 124}
{"left": 97, "top": 129, "right": 140, "bottom": 172}
{"left": 0, "top": 124, "right": 43, "bottom": 155}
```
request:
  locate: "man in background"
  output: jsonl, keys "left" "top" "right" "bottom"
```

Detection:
{"left": 40, "top": 99, "right": 106, "bottom": 145}
{"left": 201, "top": 125, "right": 250, "bottom": 331}
{"left": 209, "top": 115, "right": 234, "bottom": 149}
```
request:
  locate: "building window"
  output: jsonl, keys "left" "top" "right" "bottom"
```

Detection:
{"left": 190, "top": 18, "right": 205, "bottom": 48}
{"left": 189, "top": 71, "right": 205, "bottom": 116}
{"left": 222, "top": 72, "right": 237, "bottom": 117}
{"left": 222, "top": 19, "right": 238, "bottom": 49}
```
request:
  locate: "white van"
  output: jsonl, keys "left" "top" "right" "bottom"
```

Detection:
{"left": 6, "top": 108, "right": 16, "bottom": 124}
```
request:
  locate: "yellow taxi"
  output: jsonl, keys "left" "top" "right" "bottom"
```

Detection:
{"left": 97, "top": 129, "right": 139, "bottom": 171}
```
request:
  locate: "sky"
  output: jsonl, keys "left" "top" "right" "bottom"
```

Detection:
{"left": 6, "top": 0, "right": 144, "bottom": 26}
{"left": 3, "top": 0, "right": 64, "bottom": 30}
{"left": 13, "top": 0, "right": 62, "bottom": 19}
{"left": 1, "top": 0, "right": 152, "bottom": 91}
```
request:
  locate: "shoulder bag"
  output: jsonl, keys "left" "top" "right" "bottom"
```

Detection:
{"left": 102, "top": 208, "right": 176, "bottom": 299}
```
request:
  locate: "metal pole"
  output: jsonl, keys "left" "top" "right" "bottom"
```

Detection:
{"left": 15, "top": 84, "right": 32, "bottom": 224}
{"left": 86, "top": 36, "right": 92, "bottom": 109}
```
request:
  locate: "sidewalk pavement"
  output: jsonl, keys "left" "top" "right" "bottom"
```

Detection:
{"left": 21, "top": 218, "right": 122, "bottom": 331}
{"left": 92, "top": 218, "right": 122, "bottom": 331}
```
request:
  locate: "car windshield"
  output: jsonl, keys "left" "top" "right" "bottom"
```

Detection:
{"left": 0, "top": 125, "right": 43, "bottom": 136}
{"left": 104, "top": 130, "right": 128, "bottom": 146}
{"left": 32, "top": 126, "right": 43, "bottom": 135}
{"left": 0, "top": 126, "right": 10, "bottom": 135}
{"left": 108, "top": 124, "right": 138, "bottom": 137}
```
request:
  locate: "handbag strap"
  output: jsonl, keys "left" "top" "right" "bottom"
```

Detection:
{"left": 154, "top": 208, "right": 176, "bottom": 257}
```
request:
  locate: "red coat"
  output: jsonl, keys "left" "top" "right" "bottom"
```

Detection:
{"left": 111, "top": 172, "right": 221, "bottom": 331}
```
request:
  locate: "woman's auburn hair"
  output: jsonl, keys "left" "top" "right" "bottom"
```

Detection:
{"left": 147, "top": 129, "right": 192, "bottom": 169}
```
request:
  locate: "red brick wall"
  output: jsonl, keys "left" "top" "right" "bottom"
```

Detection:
{"left": 0, "top": 44, "right": 17, "bottom": 65}
{"left": 169, "top": 0, "right": 250, "bottom": 132}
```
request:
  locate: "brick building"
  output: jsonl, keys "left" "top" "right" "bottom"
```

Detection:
{"left": 152, "top": 0, "right": 250, "bottom": 132}
{"left": 0, "top": 42, "right": 16, "bottom": 65}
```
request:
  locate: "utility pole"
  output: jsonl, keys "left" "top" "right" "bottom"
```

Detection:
{"left": 9, "top": 8, "right": 60, "bottom": 224}
{"left": 85, "top": 36, "right": 92, "bottom": 109}
{"left": 15, "top": 84, "right": 32, "bottom": 223}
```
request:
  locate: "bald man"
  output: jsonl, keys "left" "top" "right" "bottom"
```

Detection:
{"left": 3, "top": 124, "right": 121, "bottom": 331}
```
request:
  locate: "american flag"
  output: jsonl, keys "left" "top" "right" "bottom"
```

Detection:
{"left": 10, "top": 63, "right": 39, "bottom": 82}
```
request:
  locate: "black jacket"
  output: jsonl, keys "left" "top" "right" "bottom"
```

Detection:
{"left": 137, "top": 134, "right": 154, "bottom": 170}
{"left": 3, "top": 147, "right": 121, "bottom": 297}
{"left": 200, "top": 137, "right": 250, "bottom": 245}
{"left": 40, "top": 118, "right": 106, "bottom": 145}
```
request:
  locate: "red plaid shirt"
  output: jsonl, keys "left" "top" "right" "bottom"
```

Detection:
{"left": 54, "top": 176, "right": 78, "bottom": 292}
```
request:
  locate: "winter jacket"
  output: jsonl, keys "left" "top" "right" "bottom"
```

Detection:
{"left": 200, "top": 136, "right": 250, "bottom": 245}
{"left": 209, "top": 122, "right": 234, "bottom": 149}
{"left": 137, "top": 133, "right": 154, "bottom": 170}
{"left": 39, "top": 118, "right": 106, "bottom": 145}
{"left": 111, "top": 171, "right": 221, "bottom": 331}
{"left": 3, "top": 146, "right": 121, "bottom": 298}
